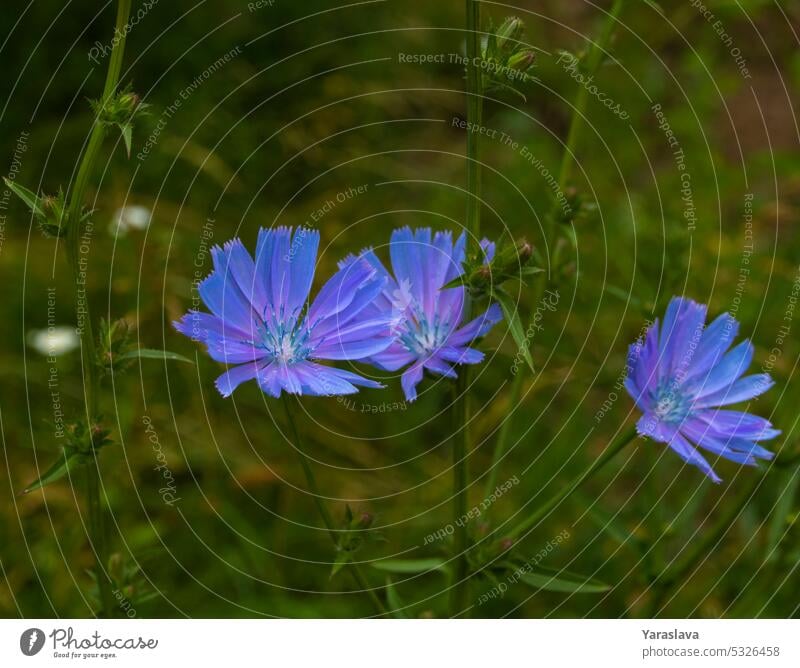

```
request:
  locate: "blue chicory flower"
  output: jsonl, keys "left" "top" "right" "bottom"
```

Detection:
{"left": 340, "top": 227, "right": 502, "bottom": 402}
{"left": 174, "top": 226, "right": 394, "bottom": 397}
{"left": 625, "top": 296, "right": 779, "bottom": 483}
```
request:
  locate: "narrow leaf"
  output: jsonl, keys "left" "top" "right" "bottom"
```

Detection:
{"left": 330, "top": 549, "right": 353, "bottom": 579}
{"left": 117, "top": 348, "right": 195, "bottom": 364}
{"left": 494, "top": 287, "right": 535, "bottom": 372}
{"left": 120, "top": 124, "right": 133, "bottom": 158}
{"left": 385, "top": 579, "right": 409, "bottom": 619}
{"left": 441, "top": 275, "right": 466, "bottom": 291}
{"left": 22, "top": 449, "right": 88, "bottom": 494}
{"left": 518, "top": 567, "right": 610, "bottom": 594}
{"left": 3, "top": 178, "right": 45, "bottom": 217}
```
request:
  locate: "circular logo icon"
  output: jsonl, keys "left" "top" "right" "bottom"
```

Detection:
{"left": 20, "top": 628, "right": 45, "bottom": 656}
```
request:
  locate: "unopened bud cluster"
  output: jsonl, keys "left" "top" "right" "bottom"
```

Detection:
{"left": 462, "top": 238, "right": 536, "bottom": 296}
{"left": 97, "top": 318, "right": 134, "bottom": 374}
{"left": 91, "top": 88, "right": 149, "bottom": 156}
{"left": 480, "top": 16, "right": 538, "bottom": 96}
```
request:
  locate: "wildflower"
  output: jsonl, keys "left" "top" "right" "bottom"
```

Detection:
{"left": 174, "top": 226, "right": 393, "bottom": 397}
{"left": 340, "top": 227, "right": 502, "bottom": 402}
{"left": 625, "top": 297, "right": 779, "bottom": 483}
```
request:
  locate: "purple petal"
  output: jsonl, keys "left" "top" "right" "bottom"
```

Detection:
{"left": 310, "top": 274, "right": 388, "bottom": 340}
{"left": 256, "top": 363, "right": 282, "bottom": 397}
{"left": 624, "top": 377, "right": 648, "bottom": 412}
{"left": 313, "top": 334, "right": 393, "bottom": 361}
{"left": 437, "top": 346, "right": 485, "bottom": 365}
{"left": 423, "top": 355, "right": 457, "bottom": 379}
{"left": 655, "top": 421, "right": 722, "bottom": 483}
{"left": 204, "top": 333, "right": 263, "bottom": 364}
{"left": 368, "top": 344, "right": 417, "bottom": 372}
{"left": 693, "top": 373, "right": 775, "bottom": 408}
{"left": 254, "top": 227, "right": 277, "bottom": 312}
{"left": 668, "top": 300, "right": 707, "bottom": 376}
{"left": 307, "top": 258, "right": 375, "bottom": 325}
{"left": 679, "top": 420, "right": 759, "bottom": 466}
{"left": 693, "top": 409, "right": 780, "bottom": 441}
{"left": 322, "top": 365, "right": 384, "bottom": 389}
{"left": 687, "top": 339, "right": 754, "bottom": 397}
{"left": 269, "top": 227, "right": 292, "bottom": 315}
{"left": 684, "top": 312, "right": 739, "bottom": 382}
{"left": 480, "top": 238, "right": 496, "bottom": 263}
{"left": 447, "top": 303, "right": 502, "bottom": 347}
{"left": 215, "top": 361, "right": 265, "bottom": 398}
{"left": 401, "top": 363, "right": 425, "bottom": 402}
{"left": 390, "top": 227, "right": 426, "bottom": 312}
{"left": 173, "top": 311, "right": 249, "bottom": 342}
{"left": 198, "top": 272, "right": 258, "bottom": 335}
{"left": 287, "top": 227, "right": 320, "bottom": 314}
{"left": 211, "top": 238, "right": 267, "bottom": 314}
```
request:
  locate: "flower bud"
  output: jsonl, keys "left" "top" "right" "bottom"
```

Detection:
{"left": 496, "top": 17, "right": 524, "bottom": 53}
{"left": 107, "top": 553, "right": 124, "bottom": 583}
{"left": 507, "top": 49, "right": 536, "bottom": 73}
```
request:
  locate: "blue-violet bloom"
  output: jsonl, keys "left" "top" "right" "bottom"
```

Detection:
{"left": 340, "top": 227, "right": 502, "bottom": 402}
{"left": 174, "top": 226, "right": 394, "bottom": 397}
{"left": 625, "top": 296, "right": 779, "bottom": 483}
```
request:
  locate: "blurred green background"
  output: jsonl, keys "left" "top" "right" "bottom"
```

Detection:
{"left": 1, "top": 0, "right": 798, "bottom": 618}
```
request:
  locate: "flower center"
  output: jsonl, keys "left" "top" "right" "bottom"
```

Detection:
{"left": 399, "top": 311, "right": 449, "bottom": 355}
{"left": 258, "top": 313, "right": 312, "bottom": 364}
{"left": 653, "top": 382, "right": 691, "bottom": 424}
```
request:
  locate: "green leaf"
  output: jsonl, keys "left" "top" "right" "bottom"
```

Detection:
{"left": 3, "top": 178, "right": 45, "bottom": 217}
{"left": 441, "top": 275, "right": 466, "bottom": 291}
{"left": 371, "top": 558, "right": 450, "bottom": 575}
{"left": 518, "top": 566, "right": 610, "bottom": 594}
{"left": 384, "top": 578, "right": 409, "bottom": 618}
{"left": 22, "top": 449, "right": 89, "bottom": 494}
{"left": 494, "top": 287, "right": 535, "bottom": 372}
{"left": 120, "top": 124, "right": 133, "bottom": 157}
{"left": 330, "top": 549, "right": 353, "bottom": 579}
{"left": 117, "top": 348, "right": 195, "bottom": 364}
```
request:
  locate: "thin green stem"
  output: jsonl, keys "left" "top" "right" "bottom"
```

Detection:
{"left": 505, "top": 426, "right": 637, "bottom": 541}
{"left": 63, "top": 0, "right": 132, "bottom": 618}
{"left": 448, "top": 0, "right": 483, "bottom": 619}
{"left": 281, "top": 396, "right": 387, "bottom": 616}
{"left": 483, "top": 0, "right": 626, "bottom": 504}
{"left": 465, "top": 0, "right": 483, "bottom": 242}
{"left": 449, "top": 378, "right": 471, "bottom": 616}
{"left": 85, "top": 464, "right": 113, "bottom": 617}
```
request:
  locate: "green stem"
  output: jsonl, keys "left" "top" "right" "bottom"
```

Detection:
{"left": 449, "top": 378, "right": 471, "bottom": 617}
{"left": 64, "top": 0, "right": 132, "bottom": 618}
{"left": 281, "top": 396, "right": 387, "bottom": 616}
{"left": 85, "top": 465, "right": 113, "bottom": 617}
{"left": 482, "top": 0, "right": 626, "bottom": 504}
{"left": 505, "top": 425, "right": 637, "bottom": 541}
{"left": 465, "top": 0, "right": 483, "bottom": 242}
{"left": 448, "top": 0, "right": 483, "bottom": 619}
